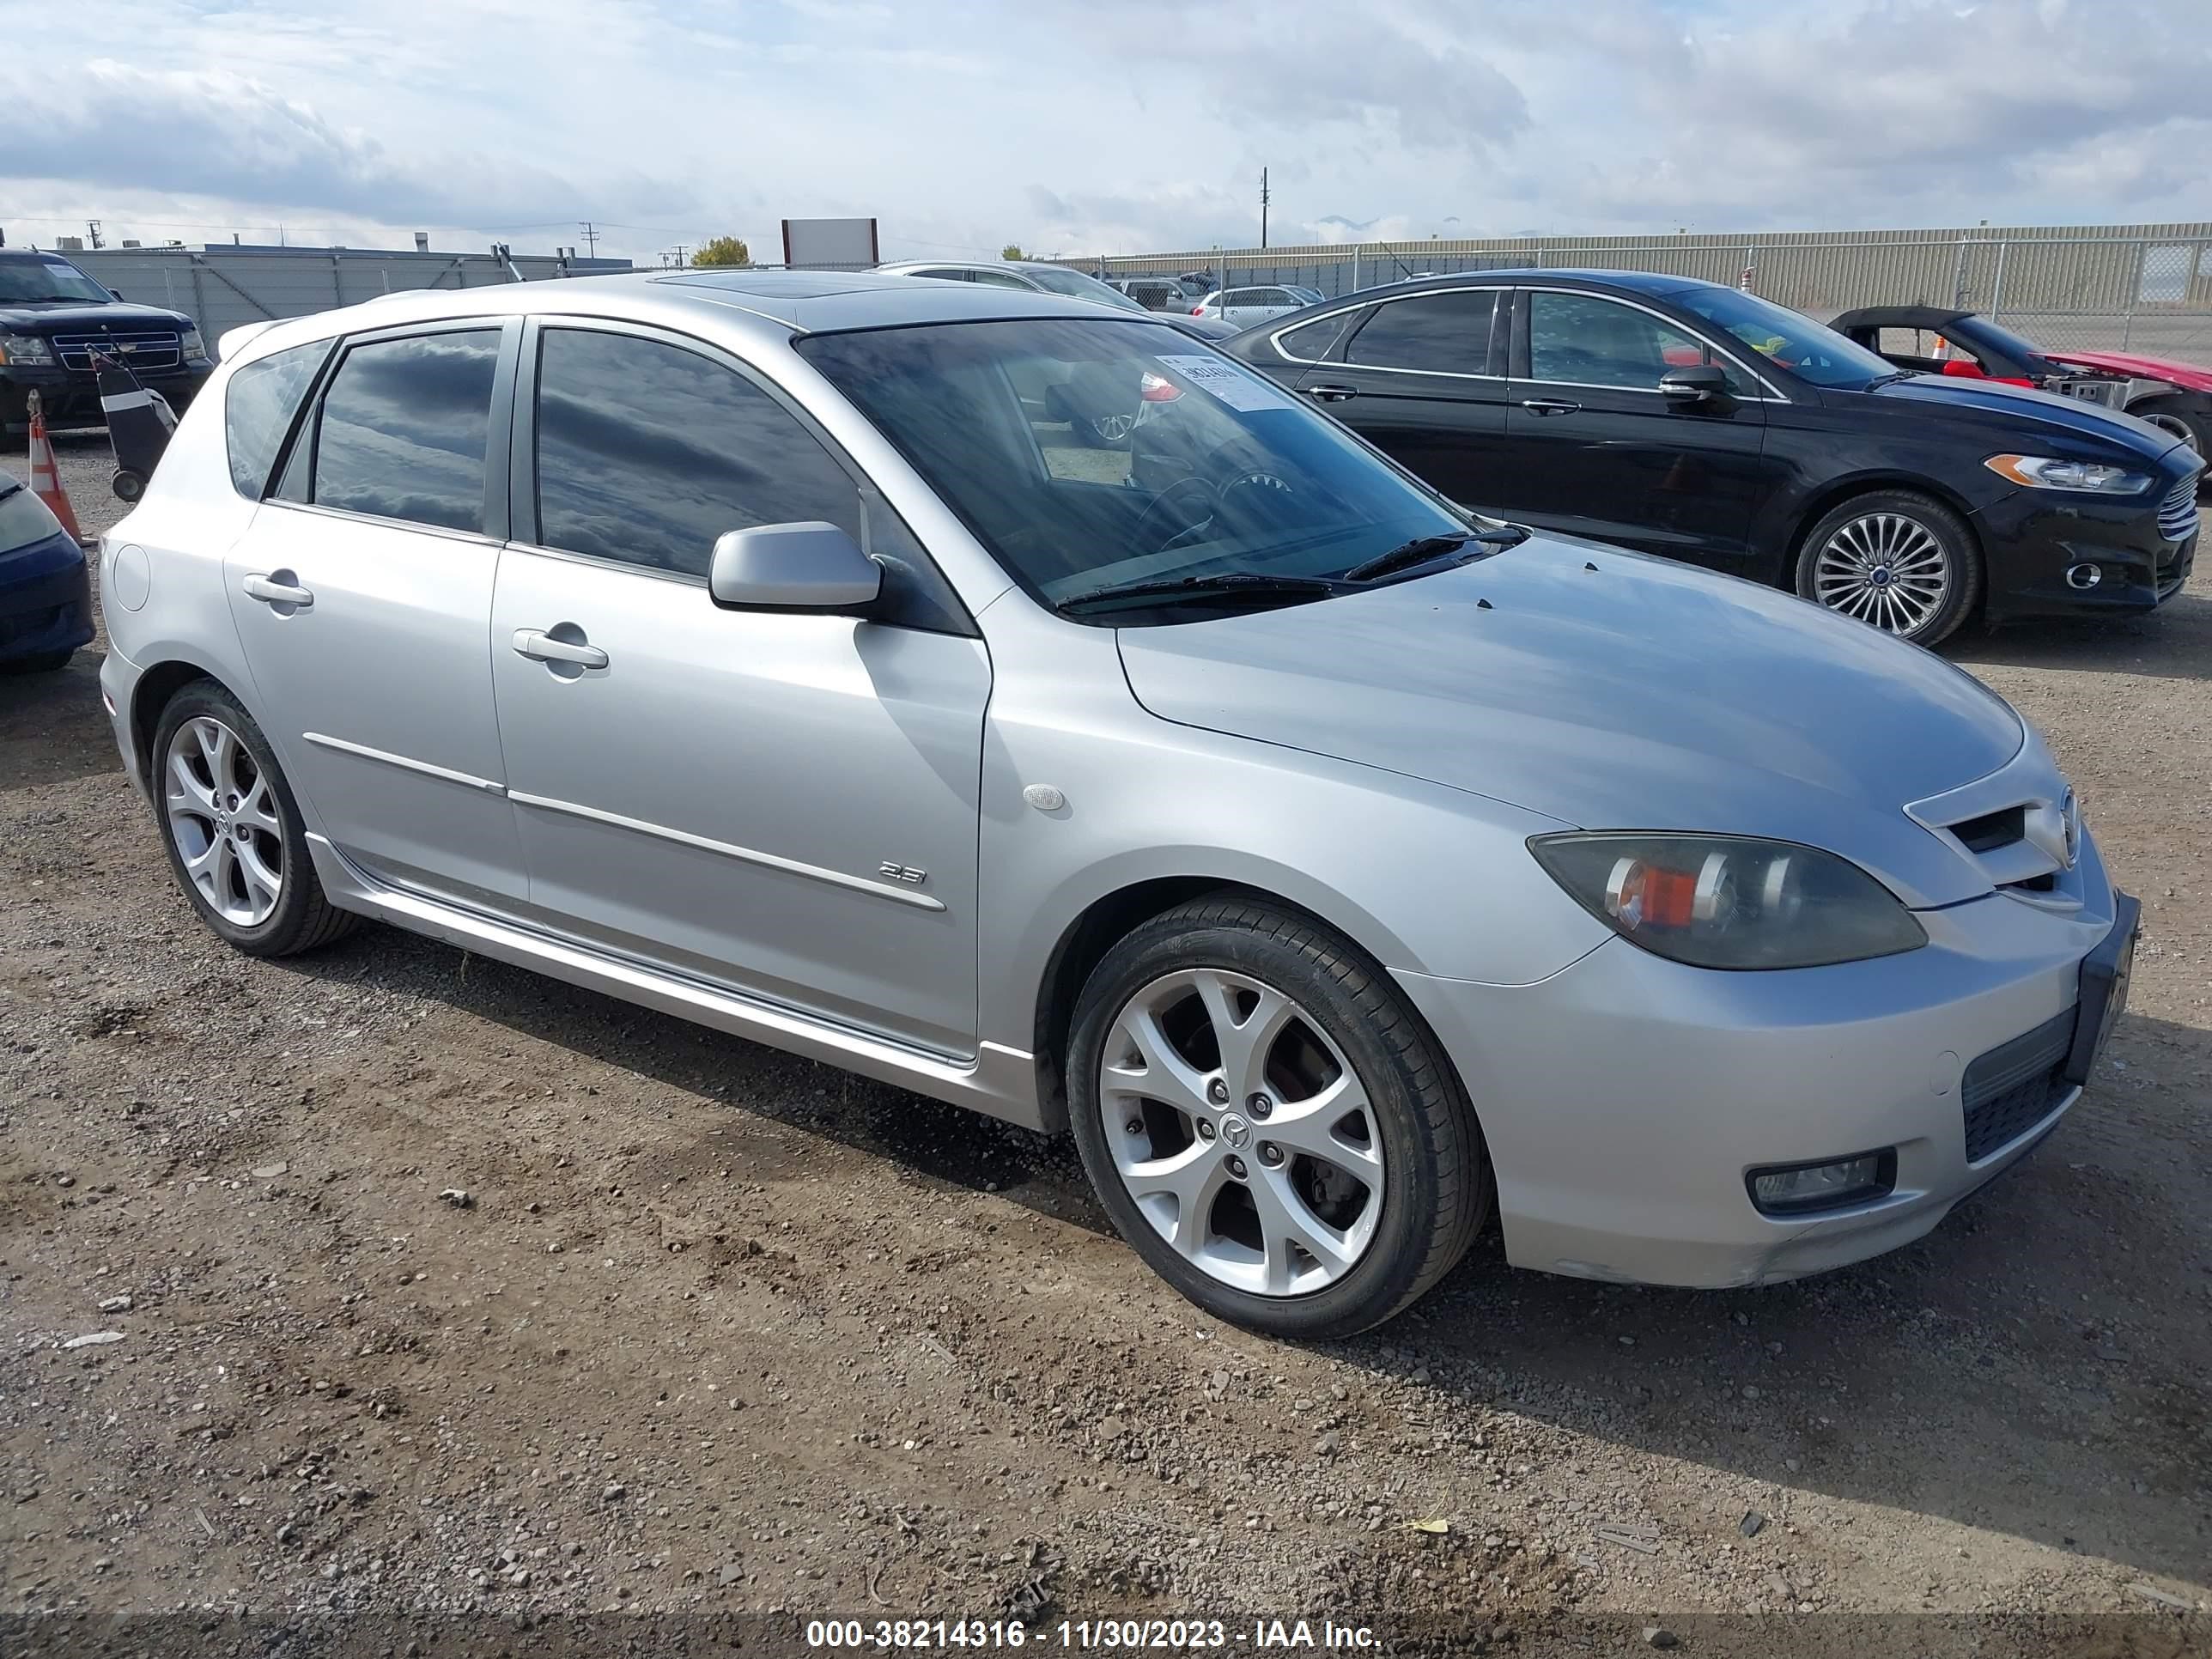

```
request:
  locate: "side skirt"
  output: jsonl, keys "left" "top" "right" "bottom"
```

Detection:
{"left": 303, "top": 833, "right": 1045, "bottom": 1131}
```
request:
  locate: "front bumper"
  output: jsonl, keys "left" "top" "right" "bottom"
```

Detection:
{"left": 1974, "top": 470, "right": 2198, "bottom": 625}
{"left": 2, "top": 362, "right": 210, "bottom": 428}
{"left": 0, "top": 531, "right": 94, "bottom": 661}
{"left": 1395, "top": 842, "right": 2124, "bottom": 1288}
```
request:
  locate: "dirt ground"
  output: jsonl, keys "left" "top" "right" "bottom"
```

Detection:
{"left": 3, "top": 430, "right": 2208, "bottom": 1656}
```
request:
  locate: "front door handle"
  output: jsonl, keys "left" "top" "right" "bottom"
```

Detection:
{"left": 242, "top": 572, "right": 313, "bottom": 609}
{"left": 512, "top": 628, "right": 608, "bottom": 670}
{"left": 1304, "top": 383, "right": 1358, "bottom": 403}
{"left": 1520, "top": 398, "right": 1582, "bottom": 416}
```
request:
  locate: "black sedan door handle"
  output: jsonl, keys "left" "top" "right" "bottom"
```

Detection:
{"left": 1304, "top": 384, "right": 1358, "bottom": 403}
{"left": 1520, "top": 398, "right": 1582, "bottom": 416}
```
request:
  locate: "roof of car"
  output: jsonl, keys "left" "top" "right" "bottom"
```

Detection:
{"left": 218, "top": 266, "right": 1172, "bottom": 365}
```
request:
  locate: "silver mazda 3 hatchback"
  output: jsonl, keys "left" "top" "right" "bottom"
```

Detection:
{"left": 96, "top": 270, "right": 2136, "bottom": 1336}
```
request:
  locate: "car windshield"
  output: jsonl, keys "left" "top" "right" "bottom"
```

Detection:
{"left": 0, "top": 478, "right": 64, "bottom": 552}
{"left": 1016, "top": 264, "right": 1149, "bottom": 312}
{"left": 1957, "top": 314, "right": 2052, "bottom": 366}
{"left": 1673, "top": 288, "right": 1899, "bottom": 390}
{"left": 0, "top": 257, "right": 112, "bottom": 306}
{"left": 798, "top": 318, "right": 1473, "bottom": 622}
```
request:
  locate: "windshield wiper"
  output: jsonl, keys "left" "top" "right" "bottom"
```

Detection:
{"left": 1342, "top": 525, "right": 1528, "bottom": 583}
{"left": 1055, "top": 571, "right": 1346, "bottom": 616}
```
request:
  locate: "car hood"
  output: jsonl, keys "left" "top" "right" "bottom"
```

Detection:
{"left": 0, "top": 300, "right": 194, "bottom": 332}
{"left": 1853, "top": 373, "right": 2182, "bottom": 461}
{"left": 2042, "top": 348, "right": 2212, "bottom": 394}
{"left": 1115, "top": 541, "right": 2027, "bottom": 908}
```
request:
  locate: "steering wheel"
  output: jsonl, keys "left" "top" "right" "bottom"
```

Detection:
{"left": 1130, "top": 474, "right": 1219, "bottom": 553}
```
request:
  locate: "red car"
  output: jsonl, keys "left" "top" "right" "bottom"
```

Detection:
{"left": 1830, "top": 305, "right": 2211, "bottom": 458}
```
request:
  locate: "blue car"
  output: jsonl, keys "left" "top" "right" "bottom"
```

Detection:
{"left": 1, "top": 467, "right": 93, "bottom": 672}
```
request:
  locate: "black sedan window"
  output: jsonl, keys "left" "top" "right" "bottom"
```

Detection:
{"left": 1346, "top": 291, "right": 1499, "bottom": 374}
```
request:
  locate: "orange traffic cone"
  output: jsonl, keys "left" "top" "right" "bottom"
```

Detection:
{"left": 24, "top": 391, "right": 87, "bottom": 545}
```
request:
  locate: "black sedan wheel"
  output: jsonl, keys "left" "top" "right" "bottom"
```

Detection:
{"left": 1796, "top": 490, "right": 1979, "bottom": 647}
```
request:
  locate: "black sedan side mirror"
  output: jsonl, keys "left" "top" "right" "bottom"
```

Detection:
{"left": 708, "top": 522, "right": 882, "bottom": 611}
{"left": 1659, "top": 364, "right": 1730, "bottom": 403}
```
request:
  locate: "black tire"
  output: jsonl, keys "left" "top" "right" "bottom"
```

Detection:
{"left": 1794, "top": 489, "right": 1981, "bottom": 647}
{"left": 2125, "top": 395, "right": 2209, "bottom": 462}
{"left": 149, "top": 681, "right": 360, "bottom": 957}
{"left": 1066, "top": 892, "right": 1489, "bottom": 1338}
{"left": 112, "top": 468, "right": 145, "bottom": 503}
{"left": 2, "top": 649, "right": 74, "bottom": 674}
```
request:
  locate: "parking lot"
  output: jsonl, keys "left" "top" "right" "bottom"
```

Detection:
{"left": 3, "top": 429, "right": 2208, "bottom": 1648}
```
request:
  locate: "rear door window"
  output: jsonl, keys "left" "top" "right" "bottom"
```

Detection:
{"left": 307, "top": 331, "right": 501, "bottom": 532}
{"left": 224, "top": 340, "right": 330, "bottom": 499}
{"left": 1346, "top": 291, "right": 1500, "bottom": 374}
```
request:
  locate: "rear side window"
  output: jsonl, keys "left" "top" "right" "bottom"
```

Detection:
{"left": 224, "top": 342, "right": 327, "bottom": 499}
{"left": 532, "top": 327, "right": 861, "bottom": 579}
{"left": 309, "top": 331, "right": 501, "bottom": 532}
{"left": 1276, "top": 310, "right": 1358, "bottom": 362}
{"left": 1346, "top": 291, "right": 1499, "bottom": 374}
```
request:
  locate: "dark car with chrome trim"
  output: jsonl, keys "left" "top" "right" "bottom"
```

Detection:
{"left": 0, "top": 249, "right": 213, "bottom": 434}
{"left": 1212, "top": 270, "right": 2201, "bottom": 645}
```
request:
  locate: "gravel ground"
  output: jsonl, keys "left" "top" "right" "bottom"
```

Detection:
{"left": 3, "top": 429, "right": 2209, "bottom": 1655}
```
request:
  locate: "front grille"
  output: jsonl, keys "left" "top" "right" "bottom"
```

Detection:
{"left": 1960, "top": 1009, "right": 2074, "bottom": 1162}
{"left": 2158, "top": 471, "right": 2201, "bottom": 544}
{"left": 49, "top": 331, "right": 182, "bottom": 374}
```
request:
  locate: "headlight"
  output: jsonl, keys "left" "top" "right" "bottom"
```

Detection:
{"left": 1528, "top": 832, "right": 1926, "bottom": 970}
{"left": 1984, "top": 453, "right": 2153, "bottom": 494}
{"left": 0, "top": 332, "right": 55, "bottom": 366}
{"left": 180, "top": 326, "right": 209, "bottom": 362}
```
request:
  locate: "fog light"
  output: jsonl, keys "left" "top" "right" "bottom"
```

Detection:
{"left": 1747, "top": 1150, "right": 1896, "bottom": 1216}
{"left": 2064, "top": 562, "right": 2102, "bottom": 591}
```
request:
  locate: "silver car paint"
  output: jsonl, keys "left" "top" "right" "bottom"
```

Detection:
{"left": 1114, "top": 544, "right": 2029, "bottom": 909}
{"left": 99, "top": 270, "right": 2121, "bottom": 1291}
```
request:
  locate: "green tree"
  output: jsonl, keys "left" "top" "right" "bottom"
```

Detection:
{"left": 1000, "top": 244, "right": 1026, "bottom": 262}
{"left": 693, "top": 236, "right": 751, "bottom": 269}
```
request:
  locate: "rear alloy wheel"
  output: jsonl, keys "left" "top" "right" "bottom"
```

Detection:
{"left": 1067, "top": 894, "right": 1487, "bottom": 1337}
{"left": 151, "top": 683, "right": 359, "bottom": 957}
{"left": 1796, "top": 490, "right": 1978, "bottom": 647}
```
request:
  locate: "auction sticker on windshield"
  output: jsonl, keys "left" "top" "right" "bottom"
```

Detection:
{"left": 1156, "top": 354, "right": 1294, "bottom": 412}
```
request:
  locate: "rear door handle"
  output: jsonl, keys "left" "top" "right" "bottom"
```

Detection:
{"left": 1520, "top": 398, "right": 1582, "bottom": 416}
{"left": 1304, "top": 384, "right": 1358, "bottom": 403}
{"left": 241, "top": 573, "right": 313, "bottom": 609}
{"left": 512, "top": 628, "right": 608, "bottom": 670}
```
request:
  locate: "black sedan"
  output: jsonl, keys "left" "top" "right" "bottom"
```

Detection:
{"left": 1211, "top": 270, "right": 2201, "bottom": 645}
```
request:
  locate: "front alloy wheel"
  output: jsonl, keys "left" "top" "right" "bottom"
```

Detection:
{"left": 1066, "top": 894, "right": 1489, "bottom": 1337}
{"left": 1101, "top": 968, "right": 1384, "bottom": 1296}
{"left": 1796, "top": 489, "right": 1978, "bottom": 647}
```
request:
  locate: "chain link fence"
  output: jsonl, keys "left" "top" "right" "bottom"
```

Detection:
{"left": 1079, "top": 228, "right": 2212, "bottom": 366}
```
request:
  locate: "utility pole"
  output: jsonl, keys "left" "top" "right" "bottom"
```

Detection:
{"left": 1259, "top": 168, "right": 1269, "bottom": 250}
{"left": 86, "top": 218, "right": 105, "bottom": 250}
{"left": 670, "top": 244, "right": 688, "bottom": 269}
{"left": 579, "top": 221, "right": 599, "bottom": 258}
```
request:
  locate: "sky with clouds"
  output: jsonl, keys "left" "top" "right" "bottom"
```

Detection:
{"left": 1, "top": 0, "right": 2206, "bottom": 265}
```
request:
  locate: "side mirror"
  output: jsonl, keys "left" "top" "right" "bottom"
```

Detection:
{"left": 1658, "top": 363, "right": 1729, "bottom": 403}
{"left": 708, "top": 522, "right": 882, "bottom": 611}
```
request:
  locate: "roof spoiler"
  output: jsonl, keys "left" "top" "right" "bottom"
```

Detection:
{"left": 216, "top": 319, "right": 280, "bottom": 362}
